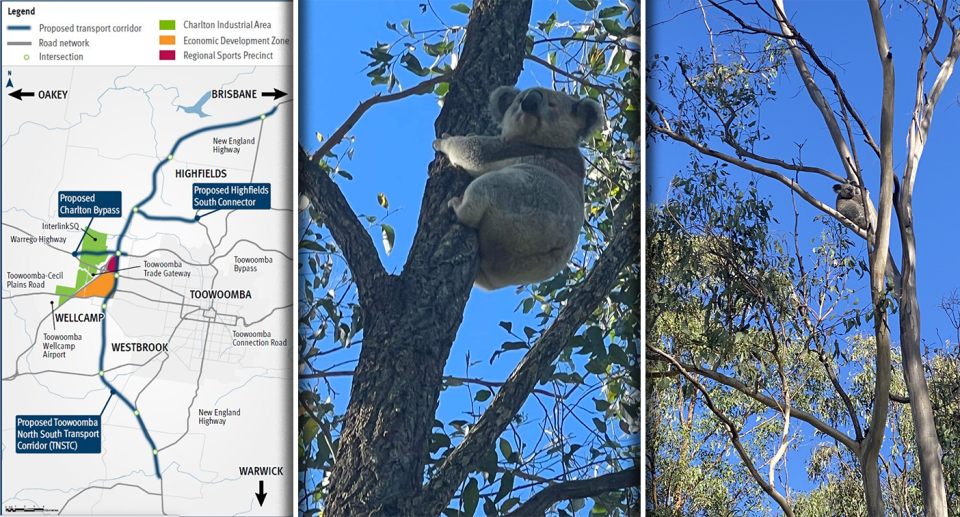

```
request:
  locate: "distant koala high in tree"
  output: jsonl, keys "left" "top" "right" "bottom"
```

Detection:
{"left": 833, "top": 182, "right": 869, "bottom": 229}
{"left": 433, "top": 86, "right": 603, "bottom": 290}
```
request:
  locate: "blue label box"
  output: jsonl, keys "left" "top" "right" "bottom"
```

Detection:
{"left": 58, "top": 191, "right": 122, "bottom": 218}
{"left": 192, "top": 183, "right": 271, "bottom": 210}
{"left": 15, "top": 415, "right": 102, "bottom": 454}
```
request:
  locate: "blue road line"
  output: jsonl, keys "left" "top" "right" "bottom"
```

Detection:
{"left": 73, "top": 216, "right": 96, "bottom": 254}
{"left": 99, "top": 392, "right": 114, "bottom": 416}
{"left": 95, "top": 105, "right": 278, "bottom": 479}
{"left": 137, "top": 211, "right": 198, "bottom": 223}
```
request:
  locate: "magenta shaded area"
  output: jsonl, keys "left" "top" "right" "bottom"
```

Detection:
{"left": 107, "top": 256, "right": 118, "bottom": 272}
{"left": 159, "top": 50, "right": 175, "bottom": 61}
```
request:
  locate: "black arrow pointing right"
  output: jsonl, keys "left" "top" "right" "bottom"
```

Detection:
{"left": 8, "top": 89, "right": 35, "bottom": 101}
{"left": 261, "top": 88, "right": 287, "bottom": 100}
{"left": 255, "top": 479, "right": 267, "bottom": 507}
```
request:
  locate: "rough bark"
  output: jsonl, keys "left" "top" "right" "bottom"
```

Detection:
{"left": 300, "top": 1, "right": 533, "bottom": 515}
{"left": 418, "top": 190, "right": 638, "bottom": 516}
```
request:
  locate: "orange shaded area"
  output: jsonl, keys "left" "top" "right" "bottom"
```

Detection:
{"left": 73, "top": 273, "right": 115, "bottom": 299}
{"left": 159, "top": 35, "right": 175, "bottom": 45}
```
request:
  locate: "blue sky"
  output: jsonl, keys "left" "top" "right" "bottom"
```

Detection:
{"left": 648, "top": 0, "right": 960, "bottom": 504}
{"left": 297, "top": 0, "right": 625, "bottom": 512}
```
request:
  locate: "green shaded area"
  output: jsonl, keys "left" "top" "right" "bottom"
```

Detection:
{"left": 55, "top": 228, "right": 108, "bottom": 306}
{"left": 159, "top": 20, "right": 175, "bottom": 30}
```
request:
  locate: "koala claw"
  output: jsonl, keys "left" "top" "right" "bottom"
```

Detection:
{"left": 447, "top": 197, "right": 461, "bottom": 211}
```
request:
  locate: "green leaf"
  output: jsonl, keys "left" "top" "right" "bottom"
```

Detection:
{"left": 496, "top": 471, "right": 515, "bottom": 501}
{"left": 601, "top": 18, "right": 625, "bottom": 36}
{"left": 450, "top": 3, "right": 470, "bottom": 14}
{"left": 598, "top": 6, "right": 626, "bottom": 18}
{"left": 401, "top": 19, "right": 413, "bottom": 36}
{"left": 498, "top": 321, "right": 513, "bottom": 333}
{"left": 337, "top": 169, "right": 353, "bottom": 180}
{"left": 303, "top": 417, "right": 320, "bottom": 443}
{"left": 501, "top": 341, "right": 529, "bottom": 351}
{"left": 501, "top": 497, "right": 521, "bottom": 513}
{"left": 475, "top": 389, "right": 492, "bottom": 402}
{"left": 402, "top": 53, "right": 430, "bottom": 77}
{"left": 608, "top": 344, "right": 630, "bottom": 366}
{"left": 568, "top": 0, "right": 598, "bottom": 11}
{"left": 381, "top": 224, "right": 395, "bottom": 256}
{"left": 498, "top": 438, "right": 513, "bottom": 459}
{"left": 593, "top": 417, "right": 607, "bottom": 434}
{"left": 521, "top": 298, "right": 535, "bottom": 314}
{"left": 430, "top": 432, "right": 452, "bottom": 453}
{"left": 462, "top": 477, "right": 480, "bottom": 516}
{"left": 299, "top": 239, "right": 325, "bottom": 251}
{"left": 538, "top": 12, "right": 557, "bottom": 35}
{"left": 594, "top": 398, "right": 611, "bottom": 412}
{"left": 425, "top": 39, "right": 455, "bottom": 57}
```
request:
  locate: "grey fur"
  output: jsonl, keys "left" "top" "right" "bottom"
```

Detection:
{"left": 433, "top": 87, "right": 604, "bottom": 290}
{"left": 833, "top": 182, "right": 868, "bottom": 229}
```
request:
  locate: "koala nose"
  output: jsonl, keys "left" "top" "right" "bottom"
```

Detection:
{"left": 520, "top": 91, "right": 542, "bottom": 114}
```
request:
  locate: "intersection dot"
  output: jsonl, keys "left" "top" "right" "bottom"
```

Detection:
{"left": 101, "top": 303, "right": 107, "bottom": 309}
{"left": 153, "top": 449, "right": 158, "bottom": 455}
{"left": 260, "top": 114, "right": 266, "bottom": 120}
{"left": 98, "top": 370, "right": 104, "bottom": 376}
{"left": 132, "top": 206, "right": 139, "bottom": 213}
{"left": 114, "top": 273, "right": 120, "bottom": 279}
{"left": 168, "top": 154, "right": 173, "bottom": 160}
{"left": 134, "top": 410, "right": 140, "bottom": 416}
{"left": 115, "top": 250, "right": 122, "bottom": 256}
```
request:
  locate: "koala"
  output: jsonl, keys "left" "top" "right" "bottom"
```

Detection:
{"left": 833, "top": 181, "right": 902, "bottom": 296}
{"left": 433, "top": 86, "right": 603, "bottom": 290}
{"left": 833, "top": 182, "right": 869, "bottom": 229}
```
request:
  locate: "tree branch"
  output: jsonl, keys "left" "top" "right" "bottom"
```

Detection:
{"left": 502, "top": 467, "right": 639, "bottom": 517}
{"left": 298, "top": 370, "right": 559, "bottom": 398}
{"left": 647, "top": 345, "right": 796, "bottom": 517}
{"left": 419, "top": 187, "right": 639, "bottom": 515}
{"left": 310, "top": 73, "right": 453, "bottom": 163}
{"left": 298, "top": 146, "right": 388, "bottom": 302}
{"left": 647, "top": 114, "right": 864, "bottom": 238}
{"left": 646, "top": 355, "right": 859, "bottom": 454}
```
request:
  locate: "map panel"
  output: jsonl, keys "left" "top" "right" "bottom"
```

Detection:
{"left": 1, "top": 2, "right": 293, "bottom": 514}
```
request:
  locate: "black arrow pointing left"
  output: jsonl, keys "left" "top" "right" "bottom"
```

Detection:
{"left": 8, "top": 89, "right": 35, "bottom": 101}
{"left": 255, "top": 479, "right": 267, "bottom": 507}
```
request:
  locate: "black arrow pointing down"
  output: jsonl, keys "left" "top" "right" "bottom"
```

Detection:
{"left": 8, "top": 89, "right": 35, "bottom": 101}
{"left": 255, "top": 479, "right": 267, "bottom": 507}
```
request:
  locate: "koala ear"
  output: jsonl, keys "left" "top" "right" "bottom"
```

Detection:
{"left": 489, "top": 86, "right": 520, "bottom": 122}
{"left": 573, "top": 97, "right": 604, "bottom": 139}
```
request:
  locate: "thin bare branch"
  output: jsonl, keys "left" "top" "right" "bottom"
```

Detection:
{"left": 310, "top": 73, "right": 453, "bottom": 163}
{"left": 503, "top": 467, "right": 639, "bottom": 517}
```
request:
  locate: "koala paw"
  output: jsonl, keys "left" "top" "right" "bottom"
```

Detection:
{"left": 447, "top": 196, "right": 461, "bottom": 211}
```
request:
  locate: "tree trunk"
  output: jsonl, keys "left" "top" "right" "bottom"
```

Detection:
{"left": 304, "top": 1, "right": 534, "bottom": 515}
{"left": 899, "top": 192, "right": 949, "bottom": 517}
